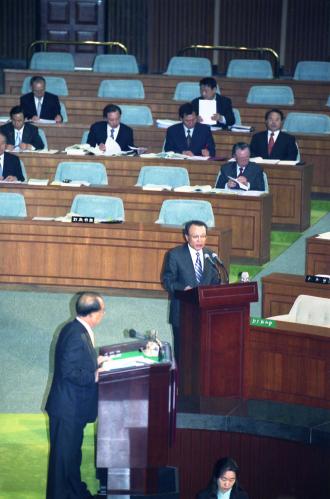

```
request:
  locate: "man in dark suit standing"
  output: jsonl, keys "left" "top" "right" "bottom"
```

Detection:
{"left": 191, "top": 77, "right": 235, "bottom": 129}
{"left": 0, "top": 132, "right": 25, "bottom": 181}
{"left": 250, "top": 108, "right": 298, "bottom": 160}
{"left": 87, "top": 103, "right": 135, "bottom": 151}
{"left": 46, "top": 291, "right": 106, "bottom": 499}
{"left": 162, "top": 220, "right": 220, "bottom": 363}
{"left": 20, "top": 75, "right": 62, "bottom": 123}
{"left": 0, "top": 106, "right": 44, "bottom": 150}
{"left": 215, "top": 142, "right": 265, "bottom": 191}
{"left": 164, "top": 102, "right": 216, "bottom": 157}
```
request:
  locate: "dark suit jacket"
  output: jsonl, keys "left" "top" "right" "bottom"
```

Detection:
{"left": 87, "top": 121, "right": 135, "bottom": 150}
{"left": 250, "top": 130, "right": 298, "bottom": 160}
{"left": 0, "top": 122, "right": 44, "bottom": 150}
{"left": 20, "top": 91, "right": 62, "bottom": 121}
{"left": 191, "top": 93, "right": 235, "bottom": 129}
{"left": 164, "top": 122, "right": 216, "bottom": 157}
{"left": 215, "top": 161, "right": 265, "bottom": 191}
{"left": 162, "top": 244, "right": 220, "bottom": 328}
{"left": 45, "top": 319, "right": 98, "bottom": 424}
{"left": 2, "top": 152, "right": 25, "bottom": 181}
{"left": 196, "top": 486, "right": 249, "bottom": 499}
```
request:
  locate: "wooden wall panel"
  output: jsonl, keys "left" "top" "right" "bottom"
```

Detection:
{"left": 286, "top": 0, "right": 330, "bottom": 75}
{"left": 0, "top": 0, "right": 38, "bottom": 60}
{"left": 169, "top": 429, "right": 330, "bottom": 499}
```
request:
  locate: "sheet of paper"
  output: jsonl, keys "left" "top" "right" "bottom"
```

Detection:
{"left": 198, "top": 99, "right": 217, "bottom": 125}
{"left": 227, "top": 176, "right": 249, "bottom": 191}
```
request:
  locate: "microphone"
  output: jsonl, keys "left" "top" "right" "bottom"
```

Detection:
{"left": 211, "top": 252, "right": 229, "bottom": 284}
{"left": 211, "top": 252, "right": 224, "bottom": 266}
{"left": 127, "top": 328, "right": 146, "bottom": 341}
{"left": 205, "top": 253, "right": 217, "bottom": 269}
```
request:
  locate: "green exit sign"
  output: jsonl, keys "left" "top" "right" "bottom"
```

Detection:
{"left": 250, "top": 317, "right": 276, "bottom": 328}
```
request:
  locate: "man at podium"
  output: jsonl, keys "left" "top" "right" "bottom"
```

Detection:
{"left": 162, "top": 220, "right": 220, "bottom": 363}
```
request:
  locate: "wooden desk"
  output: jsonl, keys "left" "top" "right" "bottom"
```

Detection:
{"left": 306, "top": 235, "right": 330, "bottom": 275}
{"left": 5, "top": 123, "right": 323, "bottom": 194}
{"left": 5, "top": 69, "right": 330, "bottom": 109}
{"left": 0, "top": 182, "right": 273, "bottom": 263}
{"left": 0, "top": 93, "right": 327, "bottom": 131}
{"left": 262, "top": 273, "right": 330, "bottom": 317}
{"left": 0, "top": 219, "right": 229, "bottom": 291}
{"left": 244, "top": 321, "right": 330, "bottom": 409}
{"left": 18, "top": 152, "right": 311, "bottom": 231}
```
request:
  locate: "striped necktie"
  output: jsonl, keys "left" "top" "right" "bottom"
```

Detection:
{"left": 195, "top": 251, "right": 203, "bottom": 283}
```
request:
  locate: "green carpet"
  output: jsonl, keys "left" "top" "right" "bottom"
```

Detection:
{"left": 229, "top": 199, "right": 330, "bottom": 282}
{"left": 0, "top": 413, "right": 98, "bottom": 498}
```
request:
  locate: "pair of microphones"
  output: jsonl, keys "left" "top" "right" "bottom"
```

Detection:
{"left": 204, "top": 252, "right": 229, "bottom": 284}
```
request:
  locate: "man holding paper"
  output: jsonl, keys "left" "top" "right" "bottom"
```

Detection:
{"left": 215, "top": 142, "right": 265, "bottom": 191}
{"left": 191, "top": 77, "right": 235, "bottom": 129}
{"left": 20, "top": 75, "right": 63, "bottom": 123}
{"left": 0, "top": 106, "right": 44, "bottom": 151}
{"left": 164, "top": 103, "right": 216, "bottom": 157}
{"left": 87, "top": 103, "right": 135, "bottom": 154}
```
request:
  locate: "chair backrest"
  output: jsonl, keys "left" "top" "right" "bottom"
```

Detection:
{"left": 293, "top": 61, "right": 330, "bottom": 81}
{"left": 136, "top": 166, "right": 190, "bottom": 188}
{"left": 155, "top": 199, "right": 215, "bottom": 227}
{"left": 173, "top": 82, "right": 201, "bottom": 101}
{"left": 38, "top": 128, "right": 48, "bottom": 149}
{"left": 233, "top": 108, "right": 241, "bottom": 125}
{"left": 71, "top": 194, "right": 125, "bottom": 221}
{"left": 97, "top": 79, "right": 145, "bottom": 99}
{"left": 289, "top": 295, "right": 330, "bottom": 327}
{"left": 0, "top": 193, "right": 27, "bottom": 217}
{"left": 19, "top": 160, "right": 28, "bottom": 181}
{"left": 92, "top": 54, "right": 139, "bottom": 73}
{"left": 283, "top": 112, "right": 330, "bottom": 134}
{"left": 165, "top": 57, "right": 212, "bottom": 76}
{"left": 60, "top": 101, "right": 68, "bottom": 123}
{"left": 226, "top": 59, "right": 273, "bottom": 79}
{"left": 81, "top": 130, "right": 89, "bottom": 144}
{"left": 246, "top": 85, "right": 294, "bottom": 105}
{"left": 55, "top": 161, "right": 108, "bottom": 185}
{"left": 29, "top": 52, "right": 75, "bottom": 71}
{"left": 120, "top": 105, "right": 153, "bottom": 126}
{"left": 21, "top": 76, "right": 69, "bottom": 96}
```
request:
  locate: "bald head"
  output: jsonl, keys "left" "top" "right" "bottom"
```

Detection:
{"left": 76, "top": 292, "right": 104, "bottom": 316}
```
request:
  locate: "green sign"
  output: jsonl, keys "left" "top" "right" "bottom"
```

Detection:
{"left": 250, "top": 317, "right": 276, "bottom": 328}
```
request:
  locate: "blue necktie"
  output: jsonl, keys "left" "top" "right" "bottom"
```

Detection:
{"left": 195, "top": 251, "right": 203, "bottom": 283}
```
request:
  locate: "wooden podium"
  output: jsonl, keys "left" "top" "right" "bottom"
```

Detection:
{"left": 175, "top": 283, "right": 258, "bottom": 413}
{"left": 96, "top": 340, "right": 178, "bottom": 498}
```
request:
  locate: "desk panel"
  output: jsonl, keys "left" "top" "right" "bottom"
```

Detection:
{"left": 306, "top": 236, "right": 330, "bottom": 275}
{"left": 18, "top": 152, "right": 311, "bottom": 231}
{"left": 262, "top": 273, "right": 330, "bottom": 317}
{"left": 0, "top": 183, "right": 271, "bottom": 263}
{"left": 245, "top": 322, "right": 330, "bottom": 409}
{"left": 0, "top": 219, "right": 229, "bottom": 291}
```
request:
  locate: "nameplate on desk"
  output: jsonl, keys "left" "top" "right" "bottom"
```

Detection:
{"left": 250, "top": 317, "right": 276, "bottom": 328}
{"left": 71, "top": 216, "right": 95, "bottom": 224}
{"left": 305, "top": 274, "right": 330, "bottom": 284}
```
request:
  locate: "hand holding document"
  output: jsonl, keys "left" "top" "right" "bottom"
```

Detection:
{"left": 227, "top": 175, "right": 249, "bottom": 191}
{"left": 198, "top": 99, "right": 217, "bottom": 125}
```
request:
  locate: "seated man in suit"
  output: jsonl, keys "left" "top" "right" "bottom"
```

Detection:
{"left": 0, "top": 132, "right": 25, "bottom": 181}
{"left": 191, "top": 77, "right": 235, "bottom": 129}
{"left": 215, "top": 142, "right": 265, "bottom": 191}
{"left": 87, "top": 103, "right": 135, "bottom": 152}
{"left": 250, "top": 108, "right": 298, "bottom": 160}
{"left": 162, "top": 220, "right": 220, "bottom": 363}
{"left": 0, "top": 106, "right": 44, "bottom": 151}
{"left": 164, "top": 102, "right": 216, "bottom": 157}
{"left": 20, "top": 75, "right": 62, "bottom": 123}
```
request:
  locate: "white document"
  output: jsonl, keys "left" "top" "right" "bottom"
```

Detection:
{"left": 198, "top": 99, "right": 217, "bottom": 125}
{"left": 104, "top": 136, "right": 121, "bottom": 155}
{"left": 141, "top": 184, "right": 172, "bottom": 191}
{"left": 227, "top": 176, "right": 249, "bottom": 191}
{"left": 28, "top": 178, "right": 49, "bottom": 185}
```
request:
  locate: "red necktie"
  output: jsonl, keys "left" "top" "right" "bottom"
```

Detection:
{"left": 268, "top": 132, "right": 275, "bottom": 156}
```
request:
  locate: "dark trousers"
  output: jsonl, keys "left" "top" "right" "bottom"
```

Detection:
{"left": 47, "top": 415, "right": 92, "bottom": 499}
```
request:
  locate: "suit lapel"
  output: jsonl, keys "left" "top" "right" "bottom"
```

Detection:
{"left": 184, "top": 244, "right": 198, "bottom": 286}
